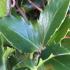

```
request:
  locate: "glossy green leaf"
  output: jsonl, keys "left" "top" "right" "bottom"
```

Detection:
{"left": 39, "top": 0, "right": 69, "bottom": 45}
{"left": 61, "top": 38, "right": 70, "bottom": 48}
{"left": 0, "top": 15, "right": 41, "bottom": 53}
{"left": 0, "top": 0, "right": 70, "bottom": 70}
{"left": 47, "top": 16, "right": 70, "bottom": 46}
{"left": 41, "top": 44, "right": 70, "bottom": 60}
{"left": 38, "top": 43, "right": 70, "bottom": 70}
{"left": 38, "top": 55, "right": 70, "bottom": 70}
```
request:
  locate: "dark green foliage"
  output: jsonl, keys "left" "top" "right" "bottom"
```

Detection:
{"left": 0, "top": 0, "right": 70, "bottom": 70}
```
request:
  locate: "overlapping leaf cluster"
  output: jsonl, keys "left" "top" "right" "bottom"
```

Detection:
{"left": 0, "top": 0, "right": 70, "bottom": 70}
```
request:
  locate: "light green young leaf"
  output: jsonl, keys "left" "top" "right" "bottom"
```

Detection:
{"left": 0, "top": 0, "right": 9, "bottom": 17}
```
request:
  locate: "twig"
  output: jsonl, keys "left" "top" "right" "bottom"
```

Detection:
{"left": 64, "top": 36, "right": 70, "bottom": 39}
{"left": 15, "top": 0, "right": 28, "bottom": 22}
{"left": 28, "top": 0, "right": 42, "bottom": 12}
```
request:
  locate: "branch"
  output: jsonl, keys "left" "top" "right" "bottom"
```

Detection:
{"left": 15, "top": 0, "right": 28, "bottom": 22}
{"left": 64, "top": 36, "right": 70, "bottom": 39}
{"left": 28, "top": 0, "right": 42, "bottom": 12}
